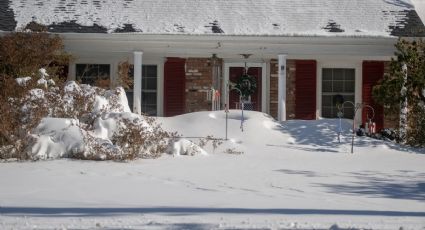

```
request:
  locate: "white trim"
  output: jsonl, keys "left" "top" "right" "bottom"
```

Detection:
{"left": 316, "top": 61, "right": 321, "bottom": 120}
{"left": 131, "top": 58, "right": 164, "bottom": 117}
{"left": 157, "top": 59, "right": 165, "bottom": 116}
{"left": 317, "top": 59, "right": 363, "bottom": 124}
{"left": 278, "top": 54, "right": 287, "bottom": 121}
{"left": 261, "top": 63, "right": 267, "bottom": 113}
{"left": 223, "top": 62, "right": 267, "bottom": 113}
{"left": 60, "top": 33, "right": 398, "bottom": 44}
{"left": 133, "top": 51, "right": 143, "bottom": 115}
{"left": 61, "top": 33, "right": 397, "bottom": 60}
{"left": 265, "top": 60, "right": 271, "bottom": 114}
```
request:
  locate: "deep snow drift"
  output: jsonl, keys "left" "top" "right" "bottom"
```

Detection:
{"left": 1, "top": 110, "right": 424, "bottom": 229}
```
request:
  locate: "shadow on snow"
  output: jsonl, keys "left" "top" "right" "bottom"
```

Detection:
{"left": 0, "top": 207, "right": 424, "bottom": 218}
{"left": 316, "top": 171, "right": 425, "bottom": 201}
{"left": 269, "top": 117, "right": 424, "bottom": 154}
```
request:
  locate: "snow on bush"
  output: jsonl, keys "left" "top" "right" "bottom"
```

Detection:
{"left": 172, "top": 139, "right": 208, "bottom": 156}
{"left": 1, "top": 70, "right": 206, "bottom": 161}
{"left": 29, "top": 118, "right": 84, "bottom": 159}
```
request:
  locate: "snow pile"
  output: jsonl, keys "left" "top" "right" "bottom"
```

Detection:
{"left": 30, "top": 118, "right": 84, "bottom": 159}
{"left": 172, "top": 139, "right": 208, "bottom": 156}
{"left": 12, "top": 75, "right": 205, "bottom": 160}
{"left": 159, "top": 110, "right": 400, "bottom": 155}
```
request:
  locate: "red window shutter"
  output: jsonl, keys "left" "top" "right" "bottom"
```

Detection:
{"left": 295, "top": 60, "right": 317, "bottom": 120}
{"left": 229, "top": 67, "right": 245, "bottom": 109}
{"left": 164, "top": 58, "right": 186, "bottom": 117}
{"left": 362, "top": 61, "right": 384, "bottom": 131}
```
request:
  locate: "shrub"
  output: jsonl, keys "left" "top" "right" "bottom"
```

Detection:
{"left": 0, "top": 32, "right": 72, "bottom": 80}
{"left": 1, "top": 75, "right": 178, "bottom": 160}
{"left": 0, "top": 31, "right": 72, "bottom": 158}
{"left": 373, "top": 39, "right": 425, "bottom": 147}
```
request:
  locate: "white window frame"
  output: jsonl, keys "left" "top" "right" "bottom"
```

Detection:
{"left": 317, "top": 59, "right": 362, "bottom": 123}
{"left": 321, "top": 68, "right": 356, "bottom": 118}
{"left": 69, "top": 56, "right": 164, "bottom": 116}
{"left": 130, "top": 58, "right": 164, "bottom": 117}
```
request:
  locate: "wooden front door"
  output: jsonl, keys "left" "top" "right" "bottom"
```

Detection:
{"left": 229, "top": 66, "right": 262, "bottom": 111}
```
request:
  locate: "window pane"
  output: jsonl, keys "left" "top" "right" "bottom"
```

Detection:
{"left": 143, "top": 105, "right": 157, "bottom": 116}
{"left": 333, "top": 69, "right": 344, "bottom": 80}
{"left": 345, "top": 95, "right": 355, "bottom": 103}
{"left": 333, "top": 81, "right": 344, "bottom": 92}
{"left": 98, "top": 65, "right": 110, "bottom": 79}
{"left": 322, "top": 107, "right": 332, "bottom": 118}
{"left": 343, "top": 107, "right": 354, "bottom": 119}
{"left": 85, "top": 65, "right": 98, "bottom": 77}
{"left": 322, "top": 95, "right": 332, "bottom": 106}
{"left": 75, "top": 64, "right": 110, "bottom": 85}
{"left": 322, "top": 69, "right": 332, "bottom": 80}
{"left": 345, "top": 69, "right": 355, "bottom": 81}
{"left": 142, "top": 92, "right": 157, "bottom": 105}
{"left": 76, "top": 64, "right": 87, "bottom": 77}
{"left": 344, "top": 80, "right": 355, "bottom": 92}
{"left": 146, "top": 78, "right": 157, "bottom": 90}
{"left": 322, "top": 81, "right": 332, "bottom": 92}
{"left": 331, "top": 107, "right": 339, "bottom": 118}
{"left": 146, "top": 65, "right": 157, "bottom": 77}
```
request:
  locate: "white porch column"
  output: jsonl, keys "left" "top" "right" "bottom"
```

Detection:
{"left": 278, "top": 54, "right": 287, "bottom": 122}
{"left": 133, "top": 51, "right": 143, "bottom": 115}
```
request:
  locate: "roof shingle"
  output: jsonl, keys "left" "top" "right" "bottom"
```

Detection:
{"left": 2, "top": 0, "right": 425, "bottom": 37}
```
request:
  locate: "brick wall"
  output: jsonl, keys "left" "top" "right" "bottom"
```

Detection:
{"left": 269, "top": 59, "right": 296, "bottom": 119}
{"left": 185, "top": 58, "right": 221, "bottom": 113}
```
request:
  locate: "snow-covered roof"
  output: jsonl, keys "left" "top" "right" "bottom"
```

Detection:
{"left": 1, "top": 0, "right": 425, "bottom": 37}
{"left": 411, "top": 0, "right": 425, "bottom": 23}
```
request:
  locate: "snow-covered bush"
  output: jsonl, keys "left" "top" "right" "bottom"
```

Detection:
{"left": 0, "top": 71, "right": 179, "bottom": 161}
{"left": 0, "top": 31, "right": 71, "bottom": 158}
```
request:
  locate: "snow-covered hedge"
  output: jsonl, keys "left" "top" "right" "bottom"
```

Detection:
{"left": 0, "top": 70, "right": 207, "bottom": 161}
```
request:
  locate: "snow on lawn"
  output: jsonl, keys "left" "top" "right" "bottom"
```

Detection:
{"left": 1, "top": 111, "right": 424, "bottom": 229}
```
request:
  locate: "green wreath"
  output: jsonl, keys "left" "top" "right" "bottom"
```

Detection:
{"left": 235, "top": 74, "right": 257, "bottom": 98}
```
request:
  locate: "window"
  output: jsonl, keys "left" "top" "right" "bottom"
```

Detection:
{"left": 76, "top": 64, "right": 110, "bottom": 86}
{"left": 126, "top": 65, "right": 158, "bottom": 116}
{"left": 321, "top": 68, "right": 355, "bottom": 118}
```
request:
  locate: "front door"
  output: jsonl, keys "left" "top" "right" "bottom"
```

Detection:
{"left": 229, "top": 67, "right": 262, "bottom": 111}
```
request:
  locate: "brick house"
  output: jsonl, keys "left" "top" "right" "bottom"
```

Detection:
{"left": 1, "top": 0, "right": 425, "bottom": 130}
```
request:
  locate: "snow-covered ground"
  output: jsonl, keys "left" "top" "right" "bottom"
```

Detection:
{"left": 1, "top": 111, "right": 424, "bottom": 229}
